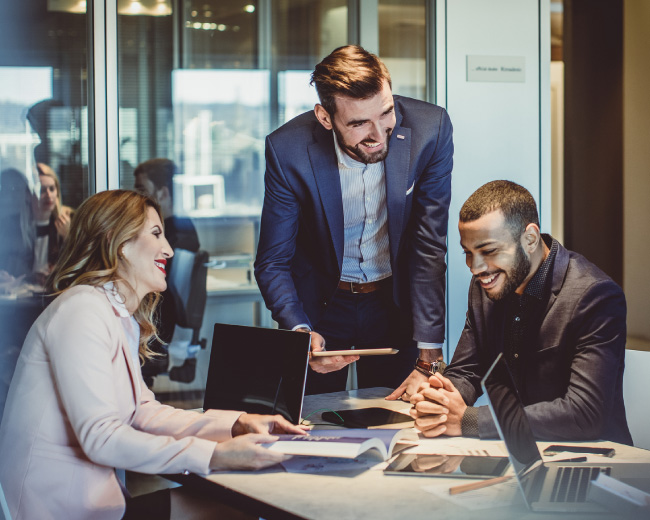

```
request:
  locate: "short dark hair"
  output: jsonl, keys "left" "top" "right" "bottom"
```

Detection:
{"left": 459, "top": 180, "right": 539, "bottom": 239}
{"left": 133, "top": 158, "right": 178, "bottom": 201}
{"left": 310, "top": 45, "right": 392, "bottom": 116}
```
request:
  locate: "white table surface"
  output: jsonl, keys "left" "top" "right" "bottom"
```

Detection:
{"left": 187, "top": 388, "right": 650, "bottom": 520}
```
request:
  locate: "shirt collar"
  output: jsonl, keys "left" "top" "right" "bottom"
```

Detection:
{"left": 523, "top": 238, "right": 559, "bottom": 300}
{"left": 332, "top": 131, "right": 367, "bottom": 169}
{"left": 102, "top": 281, "right": 131, "bottom": 318}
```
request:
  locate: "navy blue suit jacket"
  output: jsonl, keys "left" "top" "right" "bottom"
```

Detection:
{"left": 254, "top": 96, "right": 453, "bottom": 344}
{"left": 445, "top": 237, "right": 633, "bottom": 444}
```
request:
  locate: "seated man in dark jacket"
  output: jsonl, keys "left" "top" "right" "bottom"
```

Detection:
{"left": 134, "top": 158, "right": 200, "bottom": 385}
{"left": 411, "top": 180, "right": 632, "bottom": 445}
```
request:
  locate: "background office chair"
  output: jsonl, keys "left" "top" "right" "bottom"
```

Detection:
{"left": 623, "top": 348, "right": 650, "bottom": 450}
{"left": 166, "top": 248, "right": 209, "bottom": 383}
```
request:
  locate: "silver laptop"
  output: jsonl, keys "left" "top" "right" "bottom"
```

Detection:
{"left": 204, "top": 323, "right": 311, "bottom": 424}
{"left": 481, "top": 353, "right": 650, "bottom": 513}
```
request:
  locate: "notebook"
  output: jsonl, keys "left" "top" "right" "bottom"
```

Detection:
{"left": 481, "top": 353, "right": 650, "bottom": 513}
{"left": 203, "top": 323, "right": 311, "bottom": 424}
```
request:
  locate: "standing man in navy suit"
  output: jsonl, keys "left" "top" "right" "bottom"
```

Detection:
{"left": 254, "top": 46, "right": 454, "bottom": 398}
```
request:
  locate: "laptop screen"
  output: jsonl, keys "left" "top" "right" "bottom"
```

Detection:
{"left": 481, "top": 353, "right": 542, "bottom": 477}
{"left": 203, "top": 323, "right": 311, "bottom": 424}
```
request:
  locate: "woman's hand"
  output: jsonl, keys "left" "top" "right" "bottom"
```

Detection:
{"left": 54, "top": 208, "right": 72, "bottom": 239}
{"left": 209, "top": 433, "right": 289, "bottom": 471}
{"left": 232, "top": 413, "right": 308, "bottom": 437}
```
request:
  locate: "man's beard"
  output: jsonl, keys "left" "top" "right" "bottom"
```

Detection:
{"left": 333, "top": 124, "right": 391, "bottom": 164}
{"left": 485, "top": 243, "right": 531, "bottom": 302}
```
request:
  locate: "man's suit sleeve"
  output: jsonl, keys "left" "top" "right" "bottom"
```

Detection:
{"left": 408, "top": 109, "right": 453, "bottom": 343}
{"left": 254, "top": 136, "right": 311, "bottom": 330}
{"left": 444, "top": 283, "right": 485, "bottom": 404}
{"left": 451, "top": 280, "right": 628, "bottom": 441}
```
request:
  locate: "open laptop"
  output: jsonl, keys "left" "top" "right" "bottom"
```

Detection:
{"left": 203, "top": 323, "right": 311, "bottom": 424}
{"left": 481, "top": 353, "right": 650, "bottom": 513}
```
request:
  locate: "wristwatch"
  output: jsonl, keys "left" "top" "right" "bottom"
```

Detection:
{"left": 414, "top": 358, "right": 443, "bottom": 377}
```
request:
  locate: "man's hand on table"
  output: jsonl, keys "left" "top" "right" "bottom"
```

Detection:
{"left": 410, "top": 373, "right": 466, "bottom": 438}
{"left": 232, "top": 413, "right": 308, "bottom": 436}
{"left": 385, "top": 369, "right": 429, "bottom": 402}
{"left": 298, "top": 329, "right": 360, "bottom": 374}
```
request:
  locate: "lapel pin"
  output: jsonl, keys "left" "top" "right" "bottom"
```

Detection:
{"left": 397, "top": 134, "right": 405, "bottom": 140}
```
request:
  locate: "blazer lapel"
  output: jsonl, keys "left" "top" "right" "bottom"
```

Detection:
{"left": 115, "top": 314, "right": 141, "bottom": 407}
{"left": 542, "top": 236, "right": 568, "bottom": 317}
{"left": 384, "top": 106, "right": 410, "bottom": 262}
{"left": 308, "top": 125, "right": 344, "bottom": 269}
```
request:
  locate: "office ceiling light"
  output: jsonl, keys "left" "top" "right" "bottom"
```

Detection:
{"left": 129, "top": 1, "right": 143, "bottom": 13}
{"left": 48, "top": 0, "right": 172, "bottom": 15}
{"left": 244, "top": 5, "right": 255, "bottom": 13}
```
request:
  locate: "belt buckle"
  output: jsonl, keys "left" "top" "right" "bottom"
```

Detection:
{"left": 349, "top": 281, "right": 361, "bottom": 294}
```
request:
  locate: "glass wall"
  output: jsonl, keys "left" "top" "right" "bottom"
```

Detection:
{"left": 378, "top": 0, "right": 427, "bottom": 99}
{"left": 116, "top": 0, "right": 352, "bottom": 404}
{"left": 0, "top": 0, "right": 91, "bottom": 412}
{"left": 0, "top": 0, "right": 435, "bottom": 409}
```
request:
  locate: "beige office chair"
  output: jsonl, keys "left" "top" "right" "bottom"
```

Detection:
{"left": 623, "top": 348, "right": 650, "bottom": 450}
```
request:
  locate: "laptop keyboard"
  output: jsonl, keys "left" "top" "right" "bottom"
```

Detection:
{"left": 550, "top": 466, "right": 611, "bottom": 503}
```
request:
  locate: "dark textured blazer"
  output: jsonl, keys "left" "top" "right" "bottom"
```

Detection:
{"left": 445, "top": 236, "right": 632, "bottom": 445}
{"left": 254, "top": 96, "right": 453, "bottom": 345}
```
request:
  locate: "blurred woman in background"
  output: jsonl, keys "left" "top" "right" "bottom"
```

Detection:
{"left": 32, "top": 163, "right": 73, "bottom": 281}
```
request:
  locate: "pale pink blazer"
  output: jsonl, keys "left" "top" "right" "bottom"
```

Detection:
{"left": 0, "top": 285, "right": 243, "bottom": 520}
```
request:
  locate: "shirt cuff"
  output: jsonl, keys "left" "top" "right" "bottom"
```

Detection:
{"left": 461, "top": 406, "right": 480, "bottom": 437}
{"left": 292, "top": 324, "right": 311, "bottom": 332}
{"left": 417, "top": 342, "right": 444, "bottom": 349}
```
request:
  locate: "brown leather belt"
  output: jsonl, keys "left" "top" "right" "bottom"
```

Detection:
{"left": 337, "top": 277, "right": 391, "bottom": 294}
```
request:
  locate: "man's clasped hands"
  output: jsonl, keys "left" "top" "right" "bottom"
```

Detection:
{"left": 409, "top": 373, "right": 468, "bottom": 438}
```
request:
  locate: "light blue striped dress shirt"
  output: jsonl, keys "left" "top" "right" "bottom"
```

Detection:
{"left": 333, "top": 133, "right": 392, "bottom": 284}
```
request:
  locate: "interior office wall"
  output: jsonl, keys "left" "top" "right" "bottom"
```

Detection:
{"left": 441, "top": 0, "right": 550, "bottom": 360}
{"left": 623, "top": 0, "right": 650, "bottom": 345}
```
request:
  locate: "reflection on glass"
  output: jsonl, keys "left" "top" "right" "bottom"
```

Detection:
{"left": 172, "top": 69, "right": 269, "bottom": 216}
{"left": 379, "top": 0, "right": 426, "bottom": 100}
{"left": 0, "top": 0, "right": 90, "bottom": 414}
{"left": 0, "top": 1, "right": 89, "bottom": 270}
{"left": 273, "top": 0, "right": 347, "bottom": 127}
{"left": 278, "top": 70, "right": 319, "bottom": 125}
{"left": 181, "top": 0, "right": 258, "bottom": 69}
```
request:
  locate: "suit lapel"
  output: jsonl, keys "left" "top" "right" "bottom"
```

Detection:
{"left": 384, "top": 106, "right": 410, "bottom": 262}
{"left": 542, "top": 237, "right": 568, "bottom": 317}
{"left": 115, "top": 313, "right": 141, "bottom": 407}
{"left": 308, "top": 125, "right": 344, "bottom": 269}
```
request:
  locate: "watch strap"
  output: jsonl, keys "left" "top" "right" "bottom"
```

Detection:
{"left": 414, "top": 358, "right": 443, "bottom": 376}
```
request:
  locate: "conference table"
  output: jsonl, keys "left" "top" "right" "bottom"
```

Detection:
{"left": 172, "top": 388, "right": 650, "bottom": 520}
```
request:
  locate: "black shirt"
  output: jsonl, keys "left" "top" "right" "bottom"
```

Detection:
{"left": 502, "top": 239, "right": 558, "bottom": 390}
{"left": 461, "top": 238, "right": 558, "bottom": 436}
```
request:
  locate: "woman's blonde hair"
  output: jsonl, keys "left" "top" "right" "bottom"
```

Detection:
{"left": 36, "top": 163, "right": 62, "bottom": 219}
{"left": 49, "top": 189, "right": 164, "bottom": 361}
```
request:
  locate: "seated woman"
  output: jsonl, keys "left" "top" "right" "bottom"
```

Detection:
{"left": 0, "top": 190, "right": 304, "bottom": 520}
{"left": 31, "top": 163, "right": 74, "bottom": 282}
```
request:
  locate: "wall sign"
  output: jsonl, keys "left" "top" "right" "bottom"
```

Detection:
{"left": 467, "top": 55, "right": 526, "bottom": 83}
